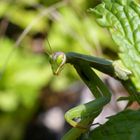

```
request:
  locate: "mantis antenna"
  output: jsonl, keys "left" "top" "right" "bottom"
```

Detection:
{"left": 45, "top": 37, "right": 53, "bottom": 54}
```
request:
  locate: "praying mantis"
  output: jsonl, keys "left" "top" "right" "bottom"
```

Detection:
{"left": 49, "top": 52, "right": 138, "bottom": 140}
{"left": 48, "top": 0, "right": 140, "bottom": 139}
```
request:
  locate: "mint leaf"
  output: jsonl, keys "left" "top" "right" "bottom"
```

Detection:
{"left": 91, "top": 0, "right": 140, "bottom": 90}
{"left": 87, "top": 109, "right": 140, "bottom": 140}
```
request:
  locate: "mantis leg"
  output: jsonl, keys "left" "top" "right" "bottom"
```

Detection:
{"left": 62, "top": 98, "right": 107, "bottom": 140}
{"left": 64, "top": 97, "right": 108, "bottom": 129}
{"left": 62, "top": 62, "right": 111, "bottom": 140}
{"left": 66, "top": 52, "right": 131, "bottom": 80}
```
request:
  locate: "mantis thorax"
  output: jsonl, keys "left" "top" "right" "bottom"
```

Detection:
{"left": 49, "top": 52, "right": 66, "bottom": 75}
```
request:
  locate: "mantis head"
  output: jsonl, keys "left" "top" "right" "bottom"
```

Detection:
{"left": 49, "top": 52, "right": 66, "bottom": 75}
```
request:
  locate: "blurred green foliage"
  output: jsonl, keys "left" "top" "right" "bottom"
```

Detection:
{"left": 0, "top": 38, "right": 51, "bottom": 111}
{"left": 1, "top": 0, "right": 139, "bottom": 140}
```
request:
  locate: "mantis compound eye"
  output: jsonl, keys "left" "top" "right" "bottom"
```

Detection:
{"left": 50, "top": 52, "right": 66, "bottom": 75}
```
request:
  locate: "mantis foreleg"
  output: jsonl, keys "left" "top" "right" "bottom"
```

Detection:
{"left": 61, "top": 62, "right": 111, "bottom": 140}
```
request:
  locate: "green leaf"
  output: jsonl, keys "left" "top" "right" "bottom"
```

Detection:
{"left": 87, "top": 109, "right": 140, "bottom": 140}
{"left": 91, "top": 0, "right": 140, "bottom": 90}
